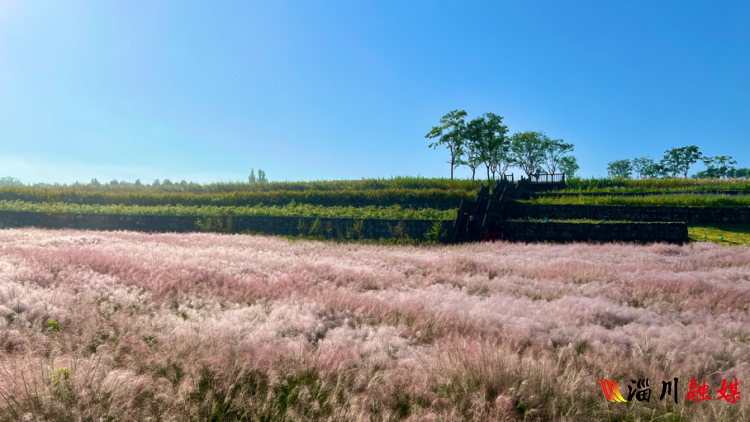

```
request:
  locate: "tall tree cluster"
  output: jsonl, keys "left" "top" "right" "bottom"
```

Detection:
{"left": 248, "top": 168, "right": 268, "bottom": 184}
{"left": 608, "top": 146, "right": 748, "bottom": 179}
{"left": 426, "top": 110, "right": 578, "bottom": 181}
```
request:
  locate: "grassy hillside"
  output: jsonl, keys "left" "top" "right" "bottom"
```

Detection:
{"left": 10, "top": 176, "right": 485, "bottom": 193}
{"left": 562, "top": 177, "right": 750, "bottom": 192}
{"left": 0, "top": 187, "right": 472, "bottom": 207}
{"left": 688, "top": 224, "right": 750, "bottom": 246}
{"left": 0, "top": 200, "right": 456, "bottom": 220}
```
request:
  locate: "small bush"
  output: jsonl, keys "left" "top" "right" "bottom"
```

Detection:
{"left": 346, "top": 220, "right": 364, "bottom": 240}
{"left": 308, "top": 218, "right": 322, "bottom": 237}
{"left": 424, "top": 220, "right": 445, "bottom": 242}
{"left": 48, "top": 318, "right": 61, "bottom": 332}
{"left": 195, "top": 215, "right": 232, "bottom": 233}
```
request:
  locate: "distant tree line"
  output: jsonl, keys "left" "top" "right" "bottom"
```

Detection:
{"left": 0, "top": 177, "right": 23, "bottom": 187}
{"left": 607, "top": 146, "right": 748, "bottom": 179}
{"left": 426, "top": 110, "right": 579, "bottom": 182}
{"left": 0, "top": 169, "right": 270, "bottom": 189}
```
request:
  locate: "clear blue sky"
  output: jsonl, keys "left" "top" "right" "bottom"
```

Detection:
{"left": 1, "top": 1, "right": 748, "bottom": 184}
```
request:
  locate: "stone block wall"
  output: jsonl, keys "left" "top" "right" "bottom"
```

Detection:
{"left": 0, "top": 211, "right": 447, "bottom": 242}
{"left": 507, "top": 204, "right": 750, "bottom": 224}
{"left": 496, "top": 221, "right": 688, "bottom": 243}
{"left": 0, "top": 210, "right": 687, "bottom": 244}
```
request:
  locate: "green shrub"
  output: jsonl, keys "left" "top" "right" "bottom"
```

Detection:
{"left": 53, "top": 367, "right": 70, "bottom": 381}
{"left": 195, "top": 215, "right": 232, "bottom": 233}
{"left": 346, "top": 220, "right": 364, "bottom": 240}
{"left": 308, "top": 218, "right": 322, "bottom": 237}
{"left": 424, "top": 220, "right": 445, "bottom": 242}
{"left": 48, "top": 318, "right": 61, "bottom": 332}
{"left": 297, "top": 218, "right": 307, "bottom": 235}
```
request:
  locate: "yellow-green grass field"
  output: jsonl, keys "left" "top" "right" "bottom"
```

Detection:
{"left": 689, "top": 224, "right": 750, "bottom": 246}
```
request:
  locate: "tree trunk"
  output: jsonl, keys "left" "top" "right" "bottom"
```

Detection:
{"left": 471, "top": 168, "right": 476, "bottom": 180}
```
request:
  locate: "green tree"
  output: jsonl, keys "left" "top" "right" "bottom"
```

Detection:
{"left": 248, "top": 168, "right": 256, "bottom": 184}
{"left": 465, "top": 112, "right": 509, "bottom": 183}
{"left": 701, "top": 155, "right": 737, "bottom": 178}
{"left": 489, "top": 143, "right": 513, "bottom": 180}
{"left": 728, "top": 167, "right": 750, "bottom": 178}
{"left": 508, "top": 131, "right": 552, "bottom": 179}
{"left": 460, "top": 134, "right": 483, "bottom": 181}
{"left": 661, "top": 146, "right": 703, "bottom": 178}
{"left": 425, "top": 110, "right": 468, "bottom": 180}
{"left": 643, "top": 162, "right": 667, "bottom": 178}
{"left": 543, "top": 139, "right": 574, "bottom": 174}
{"left": 607, "top": 159, "right": 633, "bottom": 179}
{"left": 257, "top": 169, "right": 268, "bottom": 183}
{"left": 558, "top": 156, "right": 579, "bottom": 178}
{"left": 631, "top": 157, "right": 655, "bottom": 179}
{"left": 0, "top": 177, "right": 22, "bottom": 187}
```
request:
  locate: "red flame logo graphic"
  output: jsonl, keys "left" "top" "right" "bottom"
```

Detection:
{"left": 598, "top": 379, "right": 628, "bottom": 402}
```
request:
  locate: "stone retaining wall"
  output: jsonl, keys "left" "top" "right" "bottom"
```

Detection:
{"left": 496, "top": 221, "right": 688, "bottom": 243}
{"left": 507, "top": 204, "right": 750, "bottom": 224}
{"left": 0, "top": 211, "right": 688, "bottom": 244}
{"left": 0, "top": 211, "right": 445, "bottom": 241}
{"left": 534, "top": 190, "right": 750, "bottom": 198}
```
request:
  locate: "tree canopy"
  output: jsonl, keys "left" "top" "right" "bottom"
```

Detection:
{"left": 508, "top": 131, "right": 553, "bottom": 179}
{"left": 464, "top": 113, "right": 509, "bottom": 183}
{"left": 425, "top": 110, "right": 468, "bottom": 180}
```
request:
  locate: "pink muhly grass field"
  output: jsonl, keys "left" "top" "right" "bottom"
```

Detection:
{"left": 0, "top": 228, "right": 748, "bottom": 421}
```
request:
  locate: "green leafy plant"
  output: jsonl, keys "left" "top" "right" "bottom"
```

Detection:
{"left": 54, "top": 367, "right": 70, "bottom": 381}
{"left": 424, "top": 220, "right": 444, "bottom": 242}
{"left": 346, "top": 220, "right": 364, "bottom": 240}
{"left": 308, "top": 218, "right": 322, "bottom": 237}
{"left": 48, "top": 318, "right": 61, "bottom": 332}
{"left": 51, "top": 366, "right": 73, "bottom": 402}
{"left": 195, "top": 215, "right": 232, "bottom": 233}
{"left": 325, "top": 221, "right": 333, "bottom": 238}
{"left": 297, "top": 218, "right": 307, "bottom": 235}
